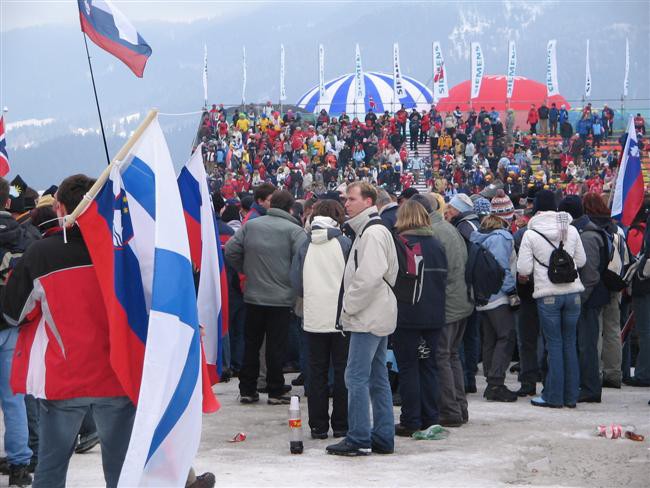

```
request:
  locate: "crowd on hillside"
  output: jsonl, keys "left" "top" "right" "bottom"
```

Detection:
{"left": 0, "top": 100, "right": 648, "bottom": 487}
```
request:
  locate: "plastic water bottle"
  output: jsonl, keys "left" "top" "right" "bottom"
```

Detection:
{"left": 288, "top": 395, "right": 303, "bottom": 454}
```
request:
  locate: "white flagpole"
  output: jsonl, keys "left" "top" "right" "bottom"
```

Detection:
{"left": 506, "top": 41, "right": 516, "bottom": 103}
{"left": 280, "top": 44, "right": 286, "bottom": 115}
{"left": 241, "top": 46, "right": 247, "bottom": 108}
{"left": 318, "top": 44, "right": 325, "bottom": 114}
{"left": 621, "top": 38, "right": 630, "bottom": 110}
{"left": 354, "top": 43, "right": 364, "bottom": 119}
{"left": 584, "top": 39, "right": 592, "bottom": 100}
{"left": 202, "top": 44, "right": 208, "bottom": 109}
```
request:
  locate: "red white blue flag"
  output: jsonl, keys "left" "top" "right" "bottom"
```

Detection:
{"left": 77, "top": 116, "right": 217, "bottom": 486}
{"left": 611, "top": 117, "right": 644, "bottom": 227}
{"left": 178, "top": 144, "right": 229, "bottom": 385}
{"left": 77, "top": 0, "right": 152, "bottom": 77}
{"left": 0, "top": 116, "right": 9, "bottom": 177}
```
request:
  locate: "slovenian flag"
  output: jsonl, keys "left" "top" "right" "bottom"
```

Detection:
{"left": 611, "top": 116, "right": 644, "bottom": 227}
{"left": 0, "top": 116, "right": 9, "bottom": 177}
{"left": 77, "top": 0, "right": 152, "bottom": 77}
{"left": 77, "top": 115, "right": 217, "bottom": 486}
{"left": 178, "top": 144, "right": 229, "bottom": 385}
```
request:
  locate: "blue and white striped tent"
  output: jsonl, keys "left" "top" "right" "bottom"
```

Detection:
{"left": 297, "top": 72, "right": 433, "bottom": 116}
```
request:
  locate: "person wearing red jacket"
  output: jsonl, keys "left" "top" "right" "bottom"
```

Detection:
{"left": 3, "top": 175, "right": 136, "bottom": 488}
{"left": 527, "top": 104, "right": 539, "bottom": 135}
{"left": 420, "top": 112, "right": 431, "bottom": 145}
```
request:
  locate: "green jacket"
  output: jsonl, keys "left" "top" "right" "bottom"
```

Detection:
{"left": 430, "top": 211, "right": 473, "bottom": 323}
{"left": 225, "top": 208, "right": 307, "bottom": 307}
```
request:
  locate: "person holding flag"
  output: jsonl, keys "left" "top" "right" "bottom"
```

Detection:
{"left": 611, "top": 117, "right": 644, "bottom": 228}
{"left": 3, "top": 174, "right": 136, "bottom": 488}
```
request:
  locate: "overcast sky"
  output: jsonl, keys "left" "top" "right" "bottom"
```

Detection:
{"left": 1, "top": 0, "right": 263, "bottom": 31}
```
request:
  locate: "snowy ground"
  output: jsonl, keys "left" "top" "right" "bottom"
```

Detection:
{"left": 3, "top": 369, "right": 649, "bottom": 488}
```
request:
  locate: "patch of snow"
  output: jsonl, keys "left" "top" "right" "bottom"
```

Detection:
{"left": 448, "top": 10, "right": 492, "bottom": 60}
{"left": 118, "top": 112, "right": 141, "bottom": 125}
{"left": 5, "top": 118, "right": 55, "bottom": 131}
{"left": 71, "top": 127, "right": 100, "bottom": 136}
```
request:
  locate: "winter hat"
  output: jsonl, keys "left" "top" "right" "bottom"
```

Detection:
{"left": 410, "top": 194, "right": 433, "bottom": 214}
{"left": 36, "top": 194, "right": 55, "bottom": 209}
{"left": 558, "top": 195, "right": 584, "bottom": 219}
{"left": 532, "top": 189, "right": 557, "bottom": 214}
{"left": 448, "top": 193, "right": 474, "bottom": 214}
{"left": 473, "top": 197, "right": 491, "bottom": 217}
{"left": 490, "top": 190, "right": 515, "bottom": 221}
{"left": 399, "top": 187, "right": 420, "bottom": 201}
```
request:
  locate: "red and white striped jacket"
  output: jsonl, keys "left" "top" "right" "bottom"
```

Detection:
{"left": 3, "top": 226, "right": 126, "bottom": 400}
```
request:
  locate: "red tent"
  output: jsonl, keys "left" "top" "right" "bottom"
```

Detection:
{"left": 435, "top": 75, "right": 571, "bottom": 112}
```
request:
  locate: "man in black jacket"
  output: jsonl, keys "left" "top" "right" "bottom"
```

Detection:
{"left": 0, "top": 177, "right": 39, "bottom": 486}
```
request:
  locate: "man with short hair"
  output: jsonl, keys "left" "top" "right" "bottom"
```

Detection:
{"left": 3, "top": 174, "right": 136, "bottom": 488}
{"left": 225, "top": 190, "right": 307, "bottom": 405}
{"left": 326, "top": 182, "right": 398, "bottom": 456}
{"left": 243, "top": 182, "right": 275, "bottom": 223}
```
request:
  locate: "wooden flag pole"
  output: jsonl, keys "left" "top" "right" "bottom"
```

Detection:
{"left": 65, "top": 108, "right": 159, "bottom": 226}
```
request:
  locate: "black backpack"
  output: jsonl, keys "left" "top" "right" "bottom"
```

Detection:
{"left": 530, "top": 230, "right": 578, "bottom": 284}
{"left": 465, "top": 240, "right": 506, "bottom": 306}
{"left": 355, "top": 216, "right": 425, "bottom": 305}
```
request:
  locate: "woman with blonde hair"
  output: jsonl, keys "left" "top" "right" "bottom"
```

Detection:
{"left": 469, "top": 190, "right": 519, "bottom": 402}
{"left": 391, "top": 196, "right": 448, "bottom": 436}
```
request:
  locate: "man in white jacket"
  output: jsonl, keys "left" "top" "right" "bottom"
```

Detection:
{"left": 326, "top": 182, "right": 398, "bottom": 456}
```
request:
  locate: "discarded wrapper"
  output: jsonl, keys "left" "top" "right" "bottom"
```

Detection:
{"left": 228, "top": 432, "right": 247, "bottom": 443}
{"left": 596, "top": 424, "right": 622, "bottom": 439}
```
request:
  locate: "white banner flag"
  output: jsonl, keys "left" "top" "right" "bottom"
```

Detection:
{"left": 470, "top": 42, "right": 484, "bottom": 99}
{"left": 202, "top": 44, "right": 208, "bottom": 107}
{"left": 585, "top": 39, "right": 592, "bottom": 98}
{"left": 354, "top": 43, "right": 365, "bottom": 103}
{"left": 506, "top": 40, "right": 516, "bottom": 99}
{"left": 318, "top": 44, "right": 325, "bottom": 99}
{"left": 624, "top": 38, "right": 630, "bottom": 97}
{"left": 432, "top": 41, "right": 448, "bottom": 103}
{"left": 280, "top": 44, "right": 286, "bottom": 101}
{"left": 546, "top": 40, "right": 560, "bottom": 97}
{"left": 242, "top": 46, "right": 247, "bottom": 105}
{"left": 393, "top": 43, "right": 405, "bottom": 103}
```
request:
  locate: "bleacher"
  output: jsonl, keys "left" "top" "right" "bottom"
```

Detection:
{"left": 405, "top": 132, "right": 650, "bottom": 193}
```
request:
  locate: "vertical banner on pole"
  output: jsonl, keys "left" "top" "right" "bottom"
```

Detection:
{"left": 203, "top": 44, "right": 208, "bottom": 108}
{"left": 318, "top": 44, "right": 325, "bottom": 112}
{"left": 242, "top": 46, "right": 247, "bottom": 106}
{"left": 432, "top": 41, "right": 448, "bottom": 104}
{"left": 624, "top": 38, "right": 630, "bottom": 97}
{"left": 585, "top": 39, "right": 592, "bottom": 98}
{"left": 470, "top": 42, "right": 484, "bottom": 99}
{"left": 506, "top": 40, "right": 516, "bottom": 99}
{"left": 354, "top": 43, "right": 365, "bottom": 115}
{"left": 393, "top": 42, "right": 405, "bottom": 112}
{"left": 280, "top": 44, "right": 287, "bottom": 101}
{"left": 546, "top": 40, "right": 560, "bottom": 97}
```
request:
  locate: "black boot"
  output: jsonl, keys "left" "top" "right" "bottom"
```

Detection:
{"left": 516, "top": 383, "right": 536, "bottom": 397}
{"left": 9, "top": 464, "right": 32, "bottom": 487}
{"left": 485, "top": 385, "right": 518, "bottom": 402}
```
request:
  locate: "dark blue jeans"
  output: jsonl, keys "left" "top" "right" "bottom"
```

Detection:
{"left": 34, "top": 396, "right": 135, "bottom": 488}
{"left": 392, "top": 327, "right": 441, "bottom": 429}
{"left": 577, "top": 305, "right": 603, "bottom": 399}
{"left": 537, "top": 293, "right": 581, "bottom": 406}
{"left": 460, "top": 309, "right": 480, "bottom": 387}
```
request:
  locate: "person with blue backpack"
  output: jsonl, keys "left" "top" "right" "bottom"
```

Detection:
{"left": 470, "top": 190, "right": 519, "bottom": 402}
{"left": 391, "top": 196, "right": 448, "bottom": 437}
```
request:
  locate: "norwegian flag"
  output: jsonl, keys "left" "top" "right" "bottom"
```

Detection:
{"left": 0, "top": 116, "right": 9, "bottom": 177}
{"left": 433, "top": 62, "right": 445, "bottom": 83}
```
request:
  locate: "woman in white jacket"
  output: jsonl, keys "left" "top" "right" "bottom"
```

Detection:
{"left": 291, "top": 200, "right": 351, "bottom": 439}
{"left": 516, "top": 190, "right": 587, "bottom": 409}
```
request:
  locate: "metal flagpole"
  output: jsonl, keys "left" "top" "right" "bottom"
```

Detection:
{"left": 82, "top": 33, "right": 111, "bottom": 166}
